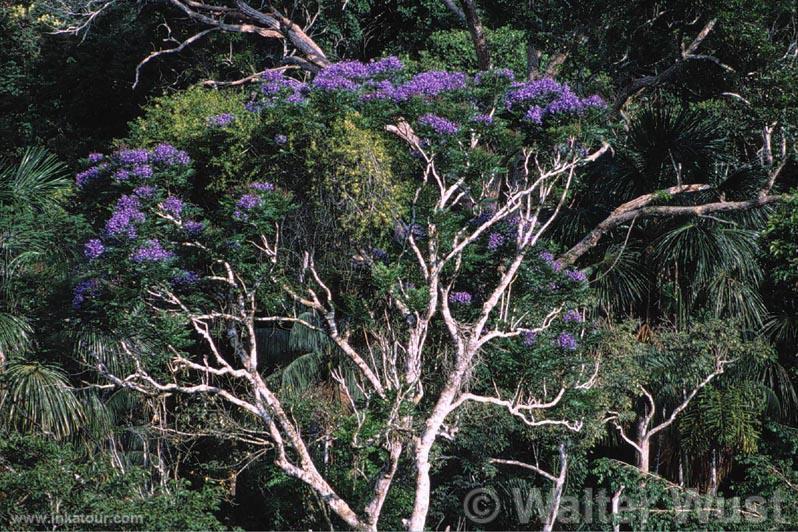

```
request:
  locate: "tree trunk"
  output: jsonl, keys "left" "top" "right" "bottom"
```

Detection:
{"left": 709, "top": 449, "right": 718, "bottom": 496}
{"left": 636, "top": 437, "right": 650, "bottom": 474}
{"left": 543, "top": 444, "right": 568, "bottom": 532}
{"left": 611, "top": 485, "right": 625, "bottom": 532}
{"left": 407, "top": 374, "right": 463, "bottom": 530}
{"left": 459, "top": 0, "right": 491, "bottom": 70}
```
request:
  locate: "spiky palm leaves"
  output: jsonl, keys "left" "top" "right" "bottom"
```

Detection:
{"left": 0, "top": 149, "right": 106, "bottom": 447}
{"left": 565, "top": 104, "right": 772, "bottom": 328}
{"left": 0, "top": 362, "right": 85, "bottom": 439}
{"left": 0, "top": 148, "right": 72, "bottom": 363}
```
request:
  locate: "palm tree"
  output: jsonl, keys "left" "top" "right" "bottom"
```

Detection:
{"left": 0, "top": 148, "right": 87, "bottom": 439}
{"left": 0, "top": 147, "right": 72, "bottom": 367}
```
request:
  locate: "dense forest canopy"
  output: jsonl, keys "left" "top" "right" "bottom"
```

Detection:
{"left": 1, "top": 0, "right": 797, "bottom": 530}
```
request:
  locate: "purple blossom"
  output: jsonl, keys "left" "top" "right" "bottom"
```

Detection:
{"left": 525, "top": 106, "right": 544, "bottom": 125}
{"left": 172, "top": 270, "right": 200, "bottom": 287}
{"left": 539, "top": 251, "right": 555, "bottom": 263}
{"left": 312, "top": 57, "right": 404, "bottom": 93}
{"left": 83, "top": 239, "right": 105, "bottom": 260}
{"left": 116, "top": 148, "right": 149, "bottom": 165}
{"left": 72, "top": 279, "right": 100, "bottom": 309}
{"left": 236, "top": 194, "right": 262, "bottom": 210}
{"left": 583, "top": 94, "right": 606, "bottom": 108}
{"left": 448, "top": 291, "right": 473, "bottom": 305}
{"left": 523, "top": 330, "right": 537, "bottom": 346}
{"left": 505, "top": 78, "right": 564, "bottom": 110}
{"left": 274, "top": 134, "right": 287, "bottom": 145}
{"left": 75, "top": 166, "right": 103, "bottom": 187}
{"left": 392, "top": 71, "right": 467, "bottom": 101}
{"left": 418, "top": 113, "right": 459, "bottom": 135}
{"left": 132, "top": 164, "right": 153, "bottom": 178}
{"left": 539, "top": 251, "right": 562, "bottom": 271}
{"left": 131, "top": 239, "right": 174, "bottom": 263}
{"left": 133, "top": 185, "right": 156, "bottom": 198}
{"left": 260, "top": 71, "right": 307, "bottom": 104}
{"left": 113, "top": 169, "right": 130, "bottom": 182}
{"left": 563, "top": 309, "right": 584, "bottom": 323}
{"left": 183, "top": 220, "right": 205, "bottom": 235}
{"left": 105, "top": 195, "right": 145, "bottom": 239}
{"left": 487, "top": 232, "right": 505, "bottom": 251}
{"left": 566, "top": 269, "right": 587, "bottom": 282}
{"left": 208, "top": 113, "right": 235, "bottom": 127}
{"left": 472, "top": 113, "right": 494, "bottom": 125}
{"left": 160, "top": 195, "right": 184, "bottom": 216}
{"left": 557, "top": 332, "right": 578, "bottom": 350}
{"left": 232, "top": 210, "right": 248, "bottom": 222}
{"left": 475, "top": 68, "right": 515, "bottom": 85}
{"left": 312, "top": 74, "right": 360, "bottom": 91}
{"left": 250, "top": 182, "right": 274, "bottom": 191}
{"left": 505, "top": 78, "right": 606, "bottom": 124}
{"left": 87, "top": 152, "right": 104, "bottom": 163}
{"left": 151, "top": 143, "right": 191, "bottom": 166}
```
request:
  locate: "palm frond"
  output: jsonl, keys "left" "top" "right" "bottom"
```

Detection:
{"left": 0, "top": 361, "right": 85, "bottom": 439}
{"left": 0, "top": 147, "right": 70, "bottom": 211}
{"left": 0, "top": 312, "right": 32, "bottom": 360}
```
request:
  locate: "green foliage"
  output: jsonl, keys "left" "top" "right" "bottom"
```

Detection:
{"left": 0, "top": 431, "right": 226, "bottom": 530}
{"left": 310, "top": 115, "right": 410, "bottom": 238}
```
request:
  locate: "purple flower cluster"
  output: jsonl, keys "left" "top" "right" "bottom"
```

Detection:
{"left": 363, "top": 70, "right": 467, "bottom": 102}
{"left": 183, "top": 220, "right": 205, "bottom": 236}
{"left": 172, "top": 270, "right": 200, "bottom": 287}
{"left": 84, "top": 238, "right": 105, "bottom": 260}
{"left": 131, "top": 239, "right": 174, "bottom": 263}
{"left": 236, "top": 194, "right": 261, "bottom": 210}
{"left": 418, "top": 113, "right": 459, "bottom": 135}
{"left": 472, "top": 113, "right": 494, "bottom": 125}
{"left": 233, "top": 193, "right": 262, "bottom": 221}
{"left": 566, "top": 269, "right": 587, "bottom": 282}
{"left": 539, "top": 250, "right": 562, "bottom": 272}
{"left": 250, "top": 182, "right": 274, "bottom": 191}
{"left": 487, "top": 232, "right": 505, "bottom": 251}
{"left": 523, "top": 330, "right": 537, "bottom": 346}
{"left": 113, "top": 169, "right": 130, "bottom": 182}
{"left": 117, "top": 148, "right": 149, "bottom": 165}
{"left": 72, "top": 279, "right": 100, "bottom": 309}
{"left": 208, "top": 113, "right": 235, "bottom": 127}
{"left": 105, "top": 195, "right": 145, "bottom": 239}
{"left": 132, "top": 164, "right": 152, "bottom": 178}
{"left": 563, "top": 309, "right": 585, "bottom": 323}
{"left": 274, "top": 134, "right": 287, "bottom": 145}
{"left": 504, "top": 78, "right": 605, "bottom": 124}
{"left": 160, "top": 195, "right": 184, "bottom": 217}
{"left": 557, "top": 332, "right": 578, "bottom": 350}
{"left": 150, "top": 143, "right": 191, "bottom": 166}
{"left": 76, "top": 165, "right": 103, "bottom": 187}
{"left": 313, "top": 57, "right": 404, "bottom": 92}
{"left": 76, "top": 144, "right": 190, "bottom": 188}
{"left": 258, "top": 70, "right": 308, "bottom": 106}
{"left": 133, "top": 185, "right": 156, "bottom": 198}
{"left": 448, "top": 291, "right": 473, "bottom": 305}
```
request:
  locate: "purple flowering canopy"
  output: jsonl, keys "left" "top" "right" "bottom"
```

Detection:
{"left": 73, "top": 57, "right": 607, "bottom": 531}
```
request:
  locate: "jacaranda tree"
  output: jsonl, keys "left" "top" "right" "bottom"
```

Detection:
{"left": 71, "top": 57, "right": 792, "bottom": 530}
